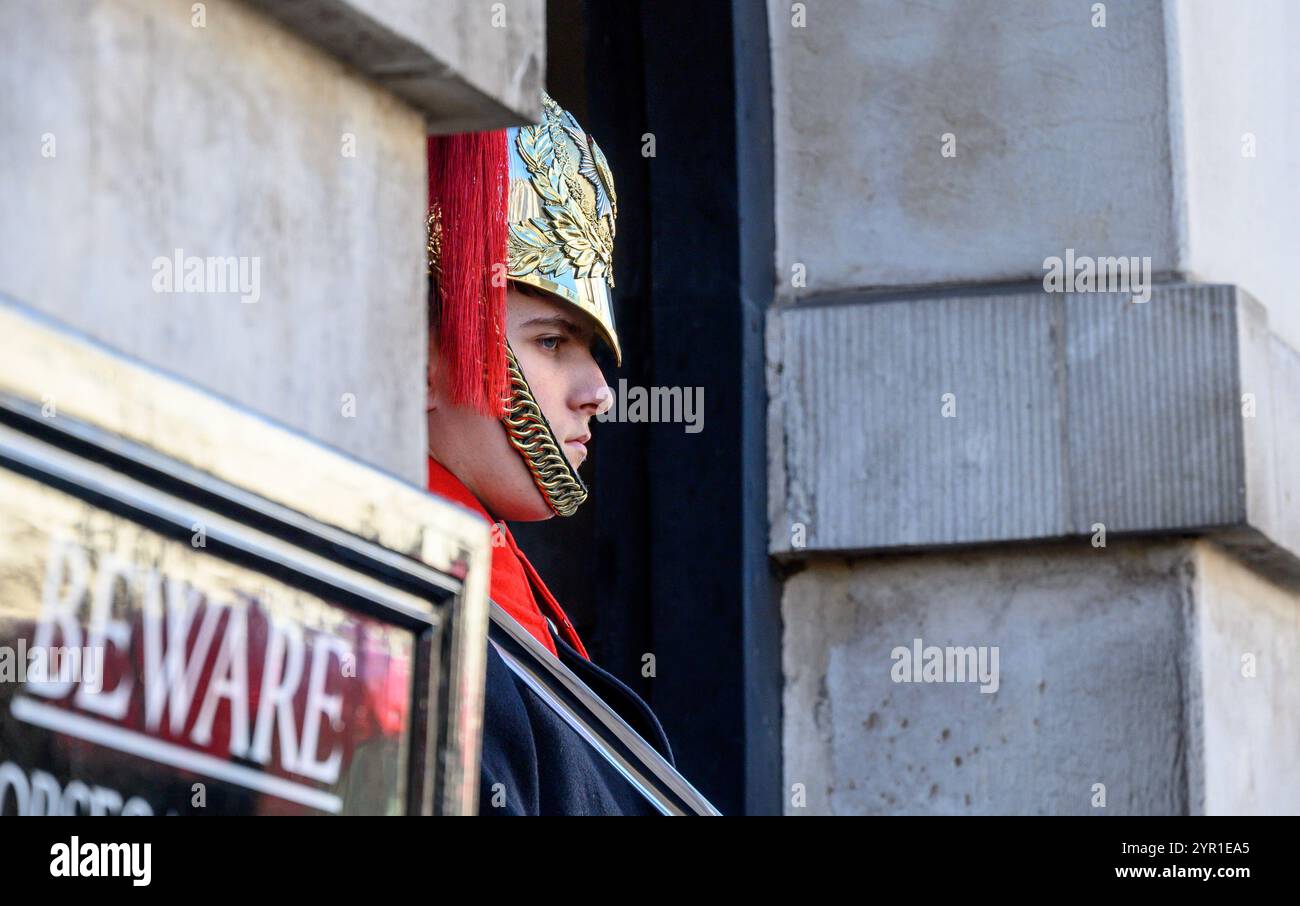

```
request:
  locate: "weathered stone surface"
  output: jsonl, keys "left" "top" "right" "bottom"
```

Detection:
{"left": 768, "top": 283, "right": 1300, "bottom": 584}
{"left": 768, "top": 0, "right": 1300, "bottom": 353}
{"left": 769, "top": 0, "right": 1178, "bottom": 296}
{"left": 783, "top": 538, "right": 1300, "bottom": 815}
{"left": 0, "top": 0, "right": 430, "bottom": 481}
{"left": 246, "top": 0, "right": 546, "bottom": 131}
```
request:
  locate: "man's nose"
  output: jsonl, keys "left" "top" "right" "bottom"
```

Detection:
{"left": 572, "top": 352, "right": 609, "bottom": 416}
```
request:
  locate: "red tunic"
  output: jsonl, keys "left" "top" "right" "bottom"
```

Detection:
{"left": 426, "top": 456, "right": 590, "bottom": 660}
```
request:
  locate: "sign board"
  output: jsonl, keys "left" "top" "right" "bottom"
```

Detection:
{"left": 0, "top": 298, "right": 491, "bottom": 815}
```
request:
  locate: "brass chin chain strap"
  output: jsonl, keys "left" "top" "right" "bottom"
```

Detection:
{"left": 501, "top": 344, "right": 589, "bottom": 517}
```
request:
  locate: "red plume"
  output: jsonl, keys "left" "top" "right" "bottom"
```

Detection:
{"left": 427, "top": 130, "right": 509, "bottom": 418}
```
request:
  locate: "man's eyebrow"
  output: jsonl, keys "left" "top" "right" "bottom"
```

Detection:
{"left": 520, "top": 315, "right": 588, "bottom": 337}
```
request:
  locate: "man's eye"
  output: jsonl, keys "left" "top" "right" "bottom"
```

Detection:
{"left": 538, "top": 335, "right": 562, "bottom": 351}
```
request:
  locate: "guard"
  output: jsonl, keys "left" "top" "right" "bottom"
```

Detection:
{"left": 424, "top": 93, "right": 715, "bottom": 815}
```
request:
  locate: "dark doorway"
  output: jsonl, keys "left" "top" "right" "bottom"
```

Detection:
{"left": 510, "top": 0, "right": 779, "bottom": 816}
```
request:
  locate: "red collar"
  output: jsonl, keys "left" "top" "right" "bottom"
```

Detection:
{"left": 426, "top": 456, "right": 589, "bottom": 660}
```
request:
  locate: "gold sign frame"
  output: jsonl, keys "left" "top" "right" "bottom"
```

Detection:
{"left": 0, "top": 296, "right": 490, "bottom": 816}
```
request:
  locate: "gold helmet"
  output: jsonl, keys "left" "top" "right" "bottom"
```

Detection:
{"left": 505, "top": 93, "right": 621, "bottom": 365}
{"left": 426, "top": 94, "right": 619, "bottom": 518}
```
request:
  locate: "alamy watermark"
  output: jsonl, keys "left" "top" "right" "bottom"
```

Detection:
{"left": 0, "top": 640, "right": 104, "bottom": 693}
{"left": 890, "top": 638, "right": 1000, "bottom": 694}
{"left": 1042, "top": 248, "right": 1151, "bottom": 303}
{"left": 151, "top": 248, "right": 261, "bottom": 303}
{"left": 50, "top": 836, "right": 151, "bottom": 886}
{"left": 596, "top": 380, "right": 704, "bottom": 434}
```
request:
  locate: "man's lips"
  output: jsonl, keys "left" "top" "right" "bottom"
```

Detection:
{"left": 564, "top": 434, "right": 590, "bottom": 461}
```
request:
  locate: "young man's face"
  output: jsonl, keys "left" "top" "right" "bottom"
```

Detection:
{"left": 426, "top": 284, "right": 611, "bottom": 521}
